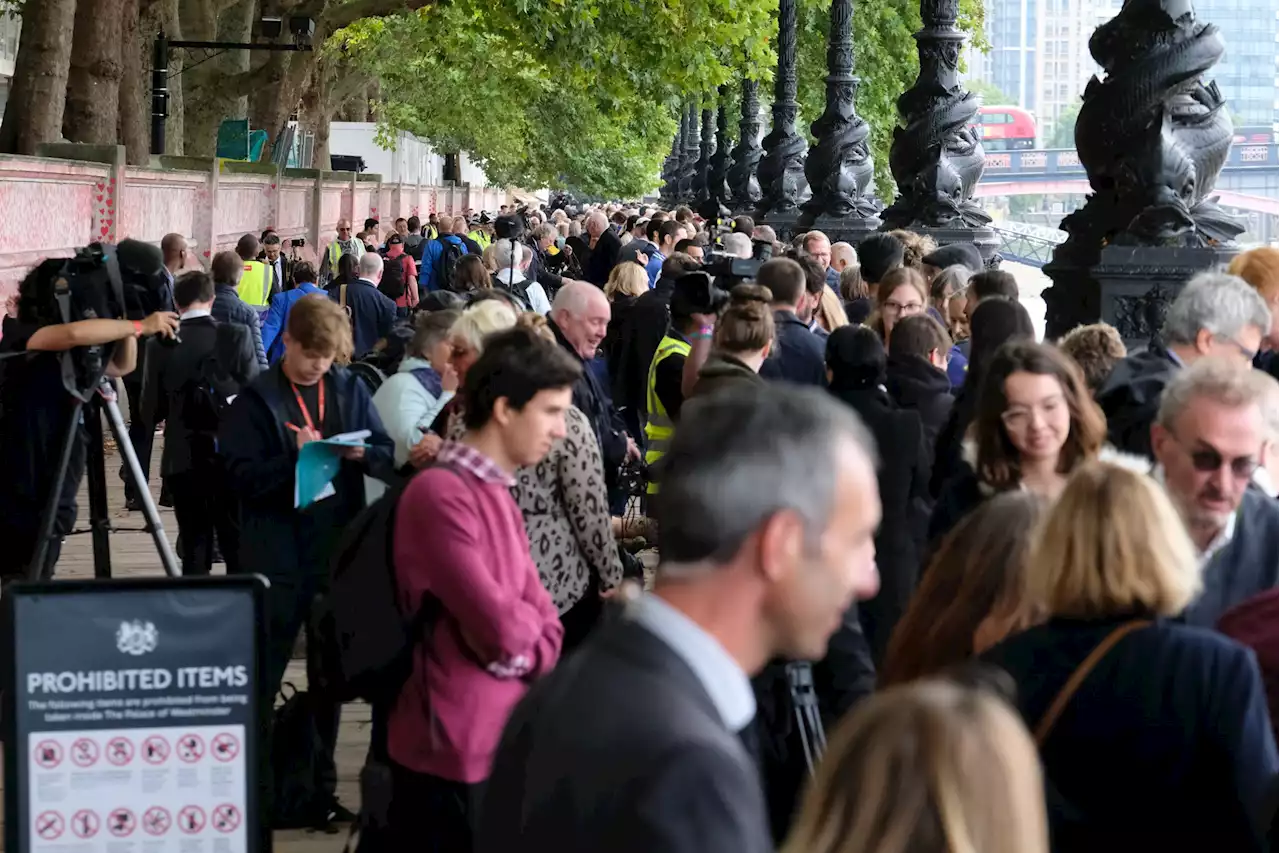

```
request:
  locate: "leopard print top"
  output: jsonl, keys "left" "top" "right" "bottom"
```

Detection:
{"left": 448, "top": 403, "right": 622, "bottom": 613}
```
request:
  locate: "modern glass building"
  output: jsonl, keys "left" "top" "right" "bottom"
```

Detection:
{"left": 1195, "top": 0, "right": 1280, "bottom": 128}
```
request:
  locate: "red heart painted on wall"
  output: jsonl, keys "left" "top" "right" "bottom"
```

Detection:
{"left": 96, "top": 194, "right": 103, "bottom": 202}
{"left": 104, "top": 219, "right": 113, "bottom": 227}
{"left": 106, "top": 199, "right": 113, "bottom": 209}
{"left": 100, "top": 225, "right": 109, "bottom": 236}
{"left": 270, "top": 183, "right": 277, "bottom": 190}
{"left": 203, "top": 250, "right": 211, "bottom": 258}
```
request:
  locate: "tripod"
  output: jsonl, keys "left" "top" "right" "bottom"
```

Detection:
{"left": 30, "top": 376, "right": 180, "bottom": 581}
{"left": 786, "top": 661, "right": 827, "bottom": 776}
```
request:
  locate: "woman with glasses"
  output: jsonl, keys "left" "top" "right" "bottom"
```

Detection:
{"left": 869, "top": 267, "right": 928, "bottom": 348}
{"left": 982, "top": 461, "right": 1276, "bottom": 852}
{"left": 929, "top": 340, "right": 1145, "bottom": 544}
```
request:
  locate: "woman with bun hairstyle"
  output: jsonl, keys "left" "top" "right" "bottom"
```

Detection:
{"left": 687, "top": 284, "right": 775, "bottom": 400}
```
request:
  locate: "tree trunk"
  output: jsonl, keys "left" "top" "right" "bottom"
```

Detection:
{"left": 119, "top": 0, "right": 151, "bottom": 164}
{"left": 180, "top": 0, "right": 252, "bottom": 156}
{"left": 64, "top": 0, "right": 129, "bottom": 144}
{"left": 0, "top": 0, "right": 78, "bottom": 155}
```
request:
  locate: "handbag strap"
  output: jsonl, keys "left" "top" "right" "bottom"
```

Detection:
{"left": 1034, "top": 619, "right": 1152, "bottom": 746}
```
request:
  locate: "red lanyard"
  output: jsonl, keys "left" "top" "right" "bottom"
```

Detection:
{"left": 290, "top": 380, "right": 324, "bottom": 434}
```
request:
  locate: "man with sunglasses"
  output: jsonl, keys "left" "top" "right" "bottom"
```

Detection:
{"left": 319, "top": 218, "right": 365, "bottom": 286}
{"left": 1099, "top": 271, "right": 1270, "bottom": 458}
{"left": 1151, "top": 357, "right": 1278, "bottom": 627}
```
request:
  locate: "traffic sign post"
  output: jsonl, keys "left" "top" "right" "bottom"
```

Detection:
{"left": 3, "top": 576, "right": 269, "bottom": 853}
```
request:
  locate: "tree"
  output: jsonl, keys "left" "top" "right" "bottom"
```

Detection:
{"left": 0, "top": 0, "right": 77, "bottom": 155}
{"left": 64, "top": 0, "right": 131, "bottom": 144}
{"left": 967, "top": 79, "right": 1014, "bottom": 108}
{"left": 1048, "top": 102, "right": 1080, "bottom": 149}
{"left": 336, "top": 0, "right": 775, "bottom": 195}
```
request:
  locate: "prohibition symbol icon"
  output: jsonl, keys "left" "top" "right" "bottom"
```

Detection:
{"left": 212, "top": 803, "right": 241, "bottom": 834}
{"left": 178, "top": 805, "right": 206, "bottom": 834}
{"left": 107, "top": 736, "right": 134, "bottom": 766}
{"left": 71, "top": 737, "right": 99, "bottom": 768}
{"left": 176, "top": 733, "right": 204, "bottom": 763}
{"left": 212, "top": 732, "right": 240, "bottom": 762}
{"left": 34, "top": 739, "right": 62, "bottom": 769}
{"left": 143, "top": 806, "right": 171, "bottom": 836}
{"left": 142, "top": 734, "right": 169, "bottom": 764}
{"left": 108, "top": 807, "right": 136, "bottom": 837}
{"left": 35, "top": 810, "right": 64, "bottom": 840}
{"left": 72, "top": 809, "right": 100, "bottom": 839}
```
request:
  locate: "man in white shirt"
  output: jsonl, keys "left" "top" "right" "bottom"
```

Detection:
{"left": 493, "top": 238, "right": 551, "bottom": 315}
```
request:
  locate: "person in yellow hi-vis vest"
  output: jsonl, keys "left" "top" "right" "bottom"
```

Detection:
{"left": 319, "top": 218, "right": 365, "bottom": 285}
{"left": 643, "top": 334, "right": 691, "bottom": 495}
{"left": 234, "top": 233, "right": 275, "bottom": 309}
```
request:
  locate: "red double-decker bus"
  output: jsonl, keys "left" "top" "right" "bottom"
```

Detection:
{"left": 972, "top": 105, "right": 1038, "bottom": 151}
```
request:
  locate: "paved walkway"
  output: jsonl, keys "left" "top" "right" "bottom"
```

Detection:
{"left": 13, "top": 431, "right": 362, "bottom": 852}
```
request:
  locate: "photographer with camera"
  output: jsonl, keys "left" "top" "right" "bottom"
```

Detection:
{"left": 0, "top": 257, "right": 179, "bottom": 583}
{"left": 642, "top": 272, "right": 722, "bottom": 495}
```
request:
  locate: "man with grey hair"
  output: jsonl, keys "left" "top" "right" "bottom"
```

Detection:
{"left": 493, "top": 238, "right": 551, "bottom": 315}
{"left": 1098, "top": 271, "right": 1271, "bottom": 458}
{"left": 479, "top": 384, "right": 882, "bottom": 853}
{"left": 1150, "top": 357, "right": 1278, "bottom": 626}
{"left": 722, "top": 231, "right": 752, "bottom": 260}
{"left": 329, "top": 250, "right": 395, "bottom": 356}
{"left": 583, "top": 209, "right": 622, "bottom": 287}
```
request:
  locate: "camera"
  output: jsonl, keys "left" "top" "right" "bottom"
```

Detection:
{"left": 701, "top": 252, "right": 763, "bottom": 292}
{"left": 56, "top": 240, "right": 172, "bottom": 325}
{"left": 751, "top": 238, "right": 774, "bottom": 261}
{"left": 290, "top": 237, "right": 306, "bottom": 248}
{"left": 494, "top": 213, "right": 524, "bottom": 241}
{"left": 672, "top": 271, "right": 731, "bottom": 317}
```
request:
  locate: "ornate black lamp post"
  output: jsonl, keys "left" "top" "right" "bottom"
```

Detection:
{"left": 880, "top": 0, "right": 995, "bottom": 261}
{"left": 1041, "top": 0, "right": 1242, "bottom": 341}
{"left": 728, "top": 78, "right": 764, "bottom": 211}
{"left": 659, "top": 120, "right": 683, "bottom": 205}
{"left": 678, "top": 102, "right": 702, "bottom": 204}
{"left": 755, "top": 0, "right": 809, "bottom": 235}
{"left": 700, "top": 85, "right": 733, "bottom": 224}
{"left": 797, "top": 0, "right": 881, "bottom": 240}
{"left": 693, "top": 106, "right": 715, "bottom": 203}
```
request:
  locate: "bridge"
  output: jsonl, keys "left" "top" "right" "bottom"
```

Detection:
{"left": 975, "top": 144, "right": 1278, "bottom": 216}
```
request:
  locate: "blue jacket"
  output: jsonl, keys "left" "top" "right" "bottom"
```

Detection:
{"left": 212, "top": 283, "right": 267, "bottom": 368}
{"left": 419, "top": 235, "right": 468, "bottom": 292}
{"left": 218, "top": 364, "right": 395, "bottom": 581}
{"left": 329, "top": 278, "right": 397, "bottom": 357}
{"left": 984, "top": 617, "right": 1277, "bottom": 851}
{"left": 759, "top": 310, "right": 827, "bottom": 387}
{"left": 1182, "top": 487, "right": 1279, "bottom": 628}
{"left": 261, "top": 281, "right": 324, "bottom": 364}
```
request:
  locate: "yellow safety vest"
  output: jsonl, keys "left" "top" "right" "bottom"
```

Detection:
{"left": 643, "top": 335, "right": 692, "bottom": 495}
{"left": 327, "top": 240, "right": 344, "bottom": 270}
{"left": 469, "top": 230, "right": 492, "bottom": 251}
{"left": 238, "top": 259, "right": 272, "bottom": 307}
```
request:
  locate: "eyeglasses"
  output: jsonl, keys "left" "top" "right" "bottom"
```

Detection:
{"left": 1169, "top": 433, "right": 1260, "bottom": 480}
{"left": 1001, "top": 395, "right": 1066, "bottom": 430}
{"left": 1213, "top": 335, "right": 1258, "bottom": 362}
{"left": 882, "top": 300, "right": 923, "bottom": 316}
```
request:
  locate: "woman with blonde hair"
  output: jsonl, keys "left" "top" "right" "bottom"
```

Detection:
{"left": 782, "top": 679, "right": 1048, "bottom": 853}
{"left": 983, "top": 461, "right": 1277, "bottom": 851}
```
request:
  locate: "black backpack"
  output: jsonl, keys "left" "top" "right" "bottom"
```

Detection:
{"left": 270, "top": 683, "right": 332, "bottom": 830}
{"left": 309, "top": 466, "right": 455, "bottom": 706}
{"left": 378, "top": 255, "right": 407, "bottom": 301}
{"left": 491, "top": 273, "right": 532, "bottom": 312}
{"left": 435, "top": 239, "right": 466, "bottom": 291}
{"left": 177, "top": 328, "right": 243, "bottom": 435}
{"left": 404, "top": 234, "right": 425, "bottom": 262}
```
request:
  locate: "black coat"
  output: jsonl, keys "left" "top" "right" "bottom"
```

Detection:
{"left": 550, "top": 319, "right": 628, "bottom": 474}
{"left": 604, "top": 293, "right": 640, "bottom": 395}
{"left": 141, "top": 315, "right": 259, "bottom": 477}
{"left": 984, "top": 617, "right": 1277, "bottom": 852}
{"left": 212, "top": 283, "right": 268, "bottom": 367}
{"left": 1183, "top": 487, "right": 1279, "bottom": 628}
{"left": 1095, "top": 342, "right": 1179, "bottom": 459}
{"left": 218, "top": 364, "right": 395, "bottom": 580}
{"left": 759, "top": 311, "right": 827, "bottom": 387}
{"left": 527, "top": 244, "right": 563, "bottom": 298}
{"left": 329, "top": 278, "right": 396, "bottom": 358}
{"left": 583, "top": 229, "right": 622, "bottom": 288}
{"left": 828, "top": 384, "right": 931, "bottom": 663}
{"left": 478, "top": 617, "right": 773, "bottom": 853}
{"left": 885, "top": 353, "right": 953, "bottom": 456}
{"left": 611, "top": 276, "right": 676, "bottom": 412}
{"left": 689, "top": 353, "right": 765, "bottom": 401}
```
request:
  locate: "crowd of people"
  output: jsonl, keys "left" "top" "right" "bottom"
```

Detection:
{"left": 0, "top": 199, "right": 1276, "bottom": 852}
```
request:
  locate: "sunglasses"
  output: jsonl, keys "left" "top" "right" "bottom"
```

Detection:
{"left": 1172, "top": 434, "right": 1260, "bottom": 480}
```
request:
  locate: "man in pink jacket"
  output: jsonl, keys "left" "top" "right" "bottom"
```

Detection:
{"left": 386, "top": 325, "right": 581, "bottom": 849}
